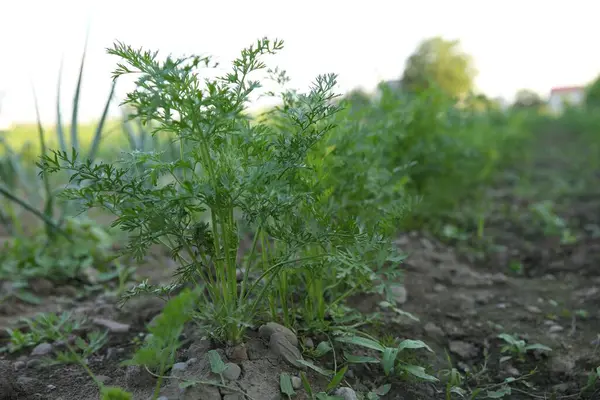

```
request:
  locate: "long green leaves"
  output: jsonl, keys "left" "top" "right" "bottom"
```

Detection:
{"left": 56, "top": 33, "right": 116, "bottom": 164}
{"left": 32, "top": 86, "right": 56, "bottom": 239}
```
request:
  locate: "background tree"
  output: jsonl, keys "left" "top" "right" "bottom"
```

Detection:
{"left": 464, "top": 93, "right": 503, "bottom": 112}
{"left": 512, "top": 89, "right": 544, "bottom": 110}
{"left": 401, "top": 37, "right": 477, "bottom": 99}
{"left": 585, "top": 74, "right": 600, "bottom": 108}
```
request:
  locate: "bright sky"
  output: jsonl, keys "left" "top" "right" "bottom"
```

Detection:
{"left": 1, "top": 0, "right": 598, "bottom": 126}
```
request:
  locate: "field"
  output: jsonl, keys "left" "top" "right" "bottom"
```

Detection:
{"left": 1, "top": 39, "right": 600, "bottom": 400}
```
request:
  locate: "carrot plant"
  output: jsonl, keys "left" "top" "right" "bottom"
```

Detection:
{"left": 39, "top": 38, "right": 393, "bottom": 343}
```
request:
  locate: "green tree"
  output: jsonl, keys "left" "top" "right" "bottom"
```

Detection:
{"left": 512, "top": 89, "right": 544, "bottom": 110}
{"left": 401, "top": 37, "right": 477, "bottom": 99}
{"left": 464, "top": 93, "right": 502, "bottom": 112}
{"left": 585, "top": 74, "right": 600, "bottom": 108}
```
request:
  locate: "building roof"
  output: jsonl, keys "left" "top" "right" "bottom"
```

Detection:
{"left": 550, "top": 86, "right": 584, "bottom": 94}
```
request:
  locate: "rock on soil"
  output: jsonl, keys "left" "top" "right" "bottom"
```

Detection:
{"left": 269, "top": 332, "right": 304, "bottom": 368}
{"left": 30, "top": 342, "right": 53, "bottom": 356}
{"left": 448, "top": 340, "right": 479, "bottom": 360}
{"left": 258, "top": 322, "right": 298, "bottom": 346}
{"left": 334, "top": 387, "right": 359, "bottom": 400}
{"left": 92, "top": 317, "right": 131, "bottom": 333}
{"left": 223, "top": 362, "right": 242, "bottom": 381}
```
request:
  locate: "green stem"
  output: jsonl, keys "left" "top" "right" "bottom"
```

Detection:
{"left": 239, "top": 224, "right": 262, "bottom": 300}
{"left": 0, "top": 183, "right": 70, "bottom": 240}
{"left": 247, "top": 254, "right": 326, "bottom": 318}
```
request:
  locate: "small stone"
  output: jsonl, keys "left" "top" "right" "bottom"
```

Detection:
{"left": 552, "top": 383, "right": 572, "bottom": 393}
{"left": 390, "top": 284, "right": 408, "bottom": 304}
{"left": 550, "top": 356, "right": 575, "bottom": 376}
{"left": 28, "top": 278, "right": 54, "bottom": 295}
{"left": 449, "top": 340, "right": 478, "bottom": 359}
{"left": 269, "top": 332, "right": 304, "bottom": 368}
{"left": 31, "top": 343, "right": 53, "bottom": 357}
{"left": 548, "top": 325, "right": 564, "bottom": 333}
{"left": 433, "top": 283, "right": 447, "bottom": 292}
{"left": 105, "top": 347, "right": 118, "bottom": 360}
{"left": 526, "top": 305, "right": 542, "bottom": 314}
{"left": 26, "top": 359, "right": 42, "bottom": 369}
{"left": 47, "top": 384, "right": 56, "bottom": 390}
{"left": 96, "top": 375, "right": 111, "bottom": 384}
{"left": 186, "top": 358, "right": 197, "bottom": 366}
{"left": 502, "top": 364, "right": 520, "bottom": 377}
{"left": 304, "top": 338, "right": 314, "bottom": 348}
{"left": 291, "top": 376, "right": 302, "bottom": 389}
{"left": 491, "top": 273, "right": 508, "bottom": 284}
{"left": 227, "top": 343, "right": 248, "bottom": 362}
{"left": 223, "top": 363, "right": 242, "bottom": 381}
{"left": 92, "top": 317, "right": 130, "bottom": 333}
{"left": 334, "top": 387, "right": 358, "bottom": 400}
{"left": 474, "top": 291, "right": 494, "bottom": 305}
{"left": 236, "top": 268, "right": 245, "bottom": 281}
{"left": 259, "top": 322, "right": 298, "bottom": 346}
{"left": 171, "top": 362, "right": 188, "bottom": 377}
{"left": 13, "top": 361, "right": 26, "bottom": 371}
{"left": 424, "top": 322, "right": 445, "bottom": 340}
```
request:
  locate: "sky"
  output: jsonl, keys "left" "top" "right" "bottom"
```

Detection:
{"left": 0, "top": 0, "right": 598, "bottom": 127}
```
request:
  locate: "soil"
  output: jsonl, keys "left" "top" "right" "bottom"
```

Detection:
{"left": 1, "top": 128, "right": 600, "bottom": 400}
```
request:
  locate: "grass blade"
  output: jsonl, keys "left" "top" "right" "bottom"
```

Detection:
{"left": 325, "top": 365, "right": 347, "bottom": 391}
{"left": 121, "top": 111, "right": 138, "bottom": 149}
{"left": 32, "top": 86, "right": 55, "bottom": 239}
{"left": 71, "top": 32, "right": 90, "bottom": 153}
{"left": 335, "top": 335, "right": 385, "bottom": 352}
{"left": 135, "top": 118, "right": 147, "bottom": 150}
{"left": 56, "top": 58, "right": 67, "bottom": 154}
{"left": 87, "top": 79, "right": 117, "bottom": 161}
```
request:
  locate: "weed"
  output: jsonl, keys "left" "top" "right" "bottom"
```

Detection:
{"left": 123, "top": 288, "right": 197, "bottom": 398}
{"left": 1, "top": 310, "right": 129, "bottom": 398}
{"left": 335, "top": 334, "right": 437, "bottom": 382}
{"left": 2, "top": 311, "right": 86, "bottom": 353}
{"left": 0, "top": 216, "right": 115, "bottom": 293}
{"left": 497, "top": 333, "right": 552, "bottom": 363}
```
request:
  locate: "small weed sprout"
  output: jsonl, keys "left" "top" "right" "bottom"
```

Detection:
{"left": 2, "top": 311, "right": 86, "bottom": 353}
{"left": 2, "top": 311, "right": 130, "bottom": 399}
{"left": 497, "top": 333, "right": 551, "bottom": 363}
{"left": 335, "top": 335, "right": 438, "bottom": 382}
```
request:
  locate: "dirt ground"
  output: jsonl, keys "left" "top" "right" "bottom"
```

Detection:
{"left": 1, "top": 128, "right": 600, "bottom": 399}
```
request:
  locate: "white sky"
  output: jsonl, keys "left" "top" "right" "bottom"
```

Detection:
{"left": 1, "top": 0, "right": 598, "bottom": 125}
